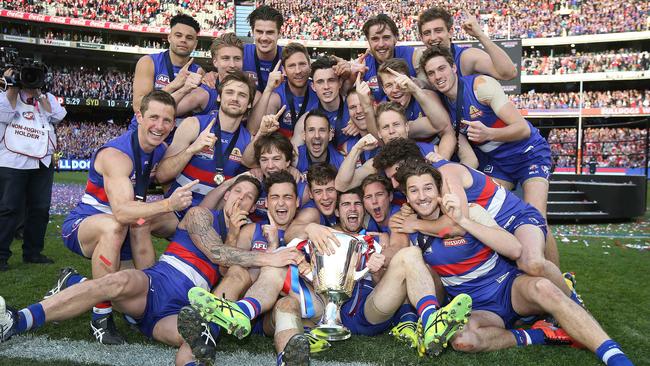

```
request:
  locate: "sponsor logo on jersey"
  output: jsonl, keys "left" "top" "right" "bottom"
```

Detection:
{"left": 229, "top": 147, "right": 243, "bottom": 162}
{"left": 496, "top": 271, "right": 509, "bottom": 284}
{"left": 197, "top": 145, "right": 214, "bottom": 160}
{"left": 469, "top": 105, "right": 483, "bottom": 119}
{"left": 443, "top": 237, "right": 468, "bottom": 247}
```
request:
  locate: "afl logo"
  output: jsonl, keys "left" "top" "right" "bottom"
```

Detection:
{"left": 22, "top": 111, "right": 35, "bottom": 120}
{"left": 156, "top": 74, "right": 170, "bottom": 86}
{"left": 282, "top": 111, "right": 293, "bottom": 125}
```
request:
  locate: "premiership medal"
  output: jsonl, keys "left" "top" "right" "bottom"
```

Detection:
{"left": 214, "top": 169, "right": 225, "bottom": 185}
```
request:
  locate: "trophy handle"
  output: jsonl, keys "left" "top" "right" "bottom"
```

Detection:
{"left": 353, "top": 241, "right": 382, "bottom": 281}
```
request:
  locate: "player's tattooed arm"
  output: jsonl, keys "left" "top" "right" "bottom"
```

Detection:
{"left": 182, "top": 207, "right": 300, "bottom": 268}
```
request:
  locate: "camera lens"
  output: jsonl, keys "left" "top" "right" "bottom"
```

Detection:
{"left": 20, "top": 66, "right": 46, "bottom": 89}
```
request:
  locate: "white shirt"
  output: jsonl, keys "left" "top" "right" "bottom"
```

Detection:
{"left": 0, "top": 91, "right": 66, "bottom": 169}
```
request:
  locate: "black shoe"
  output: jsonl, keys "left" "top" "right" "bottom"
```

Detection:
{"left": 0, "top": 259, "right": 8, "bottom": 272}
{"left": 90, "top": 313, "right": 126, "bottom": 345}
{"left": 278, "top": 334, "right": 310, "bottom": 366}
{"left": 44, "top": 267, "right": 80, "bottom": 299}
{"left": 23, "top": 254, "right": 54, "bottom": 264}
{"left": 178, "top": 306, "right": 218, "bottom": 366}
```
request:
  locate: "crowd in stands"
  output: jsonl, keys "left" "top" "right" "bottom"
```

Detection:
{"left": 47, "top": 67, "right": 133, "bottom": 101}
{"left": 510, "top": 89, "right": 650, "bottom": 109}
{"left": 522, "top": 49, "right": 650, "bottom": 75}
{"left": 548, "top": 127, "right": 647, "bottom": 168}
{"left": 55, "top": 120, "right": 127, "bottom": 159}
{"left": 2, "top": 0, "right": 648, "bottom": 41}
{"left": 3, "top": 26, "right": 167, "bottom": 48}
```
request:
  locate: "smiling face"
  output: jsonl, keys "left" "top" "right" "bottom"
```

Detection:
{"left": 363, "top": 181, "right": 392, "bottom": 223}
{"left": 367, "top": 24, "right": 397, "bottom": 63}
{"left": 419, "top": 19, "right": 452, "bottom": 48}
{"left": 336, "top": 192, "right": 365, "bottom": 233}
{"left": 405, "top": 174, "right": 440, "bottom": 219}
{"left": 309, "top": 180, "right": 337, "bottom": 216}
{"left": 423, "top": 55, "right": 457, "bottom": 95}
{"left": 168, "top": 23, "right": 198, "bottom": 57}
{"left": 224, "top": 180, "right": 259, "bottom": 214}
{"left": 312, "top": 68, "right": 341, "bottom": 104}
{"left": 304, "top": 115, "right": 332, "bottom": 159}
{"left": 379, "top": 71, "right": 411, "bottom": 106}
{"left": 284, "top": 51, "right": 311, "bottom": 90}
{"left": 136, "top": 100, "right": 175, "bottom": 150}
{"left": 213, "top": 46, "right": 244, "bottom": 80}
{"left": 266, "top": 182, "right": 299, "bottom": 227}
{"left": 252, "top": 20, "right": 280, "bottom": 56}
{"left": 377, "top": 110, "right": 409, "bottom": 144}
{"left": 346, "top": 92, "right": 367, "bottom": 131}
{"left": 219, "top": 80, "right": 251, "bottom": 118}
{"left": 259, "top": 146, "right": 291, "bottom": 177}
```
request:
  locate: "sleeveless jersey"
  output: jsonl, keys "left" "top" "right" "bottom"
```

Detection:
{"left": 71, "top": 130, "right": 166, "bottom": 217}
{"left": 366, "top": 204, "right": 400, "bottom": 234}
{"left": 274, "top": 81, "right": 319, "bottom": 138}
{"left": 159, "top": 209, "right": 227, "bottom": 290}
{"left": 243, "top": 44, "right": 283, "bottom": 92}
{"left": 295, "top": 145, "right": 344, "bottom": 174}
{"left": 363, "top": 46, "right": 417, "bottom": 102}
{"left": 167, "top": 112, "right": 251, "bottom": 206}
{"left": 197, "top": 83, "right": 220, "bottom": 115}
{"left": 444, "top": 74, "right": 548, "bottom": 164}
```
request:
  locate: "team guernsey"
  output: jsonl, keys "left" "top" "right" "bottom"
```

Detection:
{"left": 128, "top": 51, "right": 201, "bottom": 131}
{"left": 366, "top": 204, "right": 400, "bottom": 233}
{"left": 243, "top": 44, "right": 283, "bottom": 92}
{"left": 432, "top": 159, "right": 547, "bottom": 235}
{"left": 167, "top": 111, "right": 252, "bottom": 208}
{"left": 61, "top": 130, "right": 166, "bottom": 260}
{"left": 363, "top": 46, "right": 417, "bottom": 101}
{"left": 136, "top": 209, "right": 227, "bottom": 338}
{"left": 197, "top": 83, "right": 220, "bottom": 115}
{"left": 444, "top": 74, "right": 551, "bottom": 185}
{"left": 314, "top": 98, "right": 351, "bottom": 148}
{"left": 345, "top": 136, "right": 378, "bottom": 167}
{"left": 412, "top": 231, "right": 523, "bottom": 327}
{"left": 451, "top": 44, "right": 468, "bottom": 77}
{"left": 295, "top": 144, "right": 345, "bottom": 174}
{"left": 274, "top": 81, "right": 319, "bottom": 137}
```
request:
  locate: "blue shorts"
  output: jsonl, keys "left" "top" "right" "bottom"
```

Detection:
{"left": 499, "top": 204, "right": 548, "bottom": 237}
{"left": 136, "top": 261, "right": 195, "bottom": 338}
{"left": 61, "top": 211, "right": 133, "bottom": 261}
{"left": 477, "top": 147, "right": 551, "bottom": 187}
{"left": 340, "top": 280, "right": 392, "bottom": 336}
{"left": 471, "top": 269, "right": 523, "bottom": 328}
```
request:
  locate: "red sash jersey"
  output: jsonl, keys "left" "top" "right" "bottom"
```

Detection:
{"left": 273, "top": 81, "right": 320, "bottom": 138}
{"left": 363, "top": 46, "right": 417, "bottom": 102}
{"left": 72, "top": 129, "right": 166, "bottom": 216}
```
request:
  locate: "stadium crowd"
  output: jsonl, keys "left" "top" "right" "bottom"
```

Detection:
{"left": 510, "top": 89, "right": 650, "bottom": 109}
{"left": 522, "top": 49, "right": 650, "bottom": 75}
{"left": 547, "top": 127, "right": 647, "bottom": 168}
{"left": 2, "top": 0, "right": 648, "bottom": 40}
{"left": 55, "top": 120, "right": 127, "bottom": 159}
{"left": 47, "top": 66, "right": 133, "bottom": 101}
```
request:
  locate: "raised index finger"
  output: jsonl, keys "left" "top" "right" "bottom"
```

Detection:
{"left": 182, "top": 179, "right": 199, "bottom": 190}
{"left": 273, "top": 60, "right": 282, "bottom": 72}
{"left": 356, "top": 71, "right": 361, "bottom": 86}
{"left": 386, "top": 67, "right": 401, "bottom": 76}
{"left": 204, "top": 116, "right": 217, "bottom": 132}
{"left": 183, "top": 58, "right": 194, "bottom": 70}
{"left": 274, "top": 105, "right": 287, "bottom": 119}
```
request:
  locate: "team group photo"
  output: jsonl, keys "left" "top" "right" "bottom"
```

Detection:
{"left": 0, "top": 1, "right": 648, "bottom": 365}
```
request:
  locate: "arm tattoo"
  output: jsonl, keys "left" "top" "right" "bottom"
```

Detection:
{"left": 185, "top": 207, "right": 264, "bottom": 267}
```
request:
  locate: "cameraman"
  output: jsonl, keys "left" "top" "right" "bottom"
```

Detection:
{"left": 0, "top": 63, "right": 66, "bottom": 271}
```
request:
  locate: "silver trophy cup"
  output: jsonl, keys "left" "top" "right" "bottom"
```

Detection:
{"left": 308, "top": 232, "right": 377, "bottom": 341}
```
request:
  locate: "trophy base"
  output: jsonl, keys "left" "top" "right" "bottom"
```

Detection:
{"left": 311, "top": 325, "right": 351, "bottom": 341}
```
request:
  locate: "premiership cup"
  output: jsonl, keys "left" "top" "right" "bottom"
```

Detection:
{"left": 308, "top": 232, "right": 377, "bottom": 341}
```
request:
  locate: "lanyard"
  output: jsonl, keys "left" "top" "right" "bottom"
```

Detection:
{"left": 130, "top": 131, "right": 156, "bottom": 201}
{"left": 217, "top": 211, "right": 228, "bottom": 242}
{"left": 285, "top": 83, "right": 310, "bottom": 126}
{"left": 318, "top": 95, "right": 345, "bottom": 142}
{"left": 213, "top": 116, "right": 241, "bottom": 175}
{"left": 163, "top": 50, "right": 177, "bottom": 83}
{"left": 253, "top": 47, "right": 281, "bottom": 91}
{"left": 416, "top": 232, "right": 435, "bottom": 253}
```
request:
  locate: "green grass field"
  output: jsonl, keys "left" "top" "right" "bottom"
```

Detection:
{"left": 0, "top": 172, "right": 648, "bottom": 365}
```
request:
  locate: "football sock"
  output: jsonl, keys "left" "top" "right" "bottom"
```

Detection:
{"left": 416, "top": 295, "right": 439, "bottom": 326}
{"left": 395, "top": 304, "right": 418, "bottom": 323}
{"left": 511, "top": 329, "right": 546, "bottom": 346}
{"left": 17, "top": 303, "right": 45, "bottom": 332}
{"left": 92, "top": 301, "right": 112, "bottom": 321}
{"left": 596, "top": 340, "right": 633, "bottom": 366}
{"left": 236, "top": 297, "right": 262, "bottom": 320}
